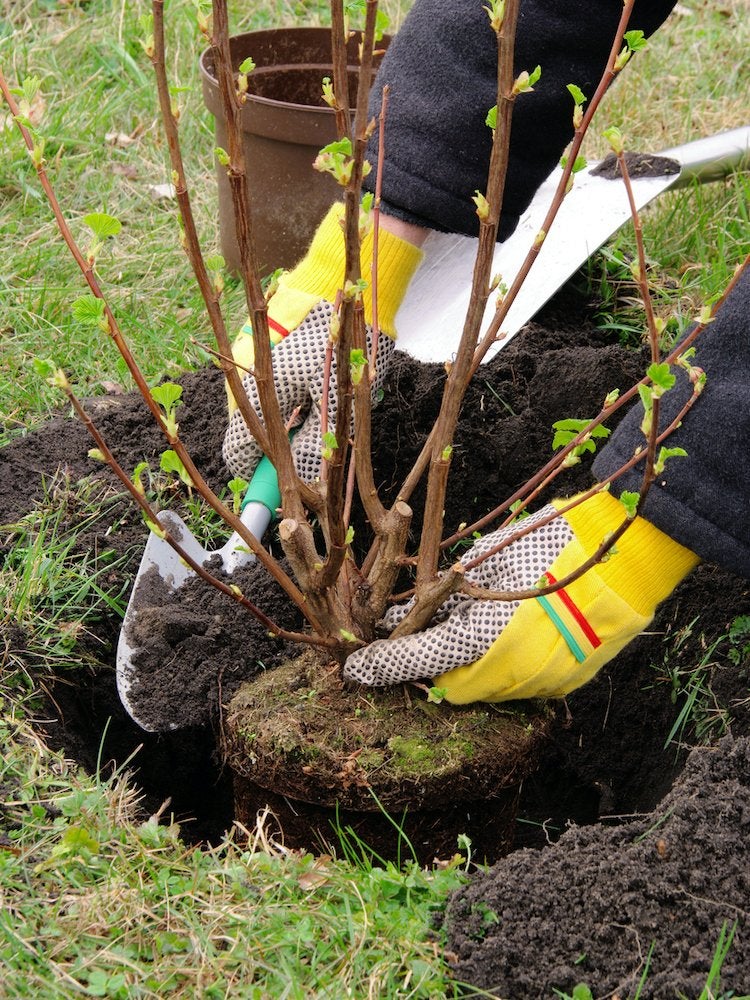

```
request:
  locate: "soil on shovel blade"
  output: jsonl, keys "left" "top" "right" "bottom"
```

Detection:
{"left": 2, "top": 286, "right": 749, "bottom": 992}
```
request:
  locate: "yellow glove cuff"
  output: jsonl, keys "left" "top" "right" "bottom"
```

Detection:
{"left": 438, "top": 493, "right": 699, "bottom": 705}
{"left": 270, "top": 203, "right": 423, "bottom": 338}
{"left": 556, "top": 492, "right": 700, "bottom": 616}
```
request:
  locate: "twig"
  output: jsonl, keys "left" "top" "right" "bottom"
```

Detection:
{"left": 369, "top": 83, "right": 389, "bottom": 380}
{"left": 151, "top": 0, "right": 272, "bottom": 460}
{"left": 0, "top": 64, "right": 321, "bottom": 630}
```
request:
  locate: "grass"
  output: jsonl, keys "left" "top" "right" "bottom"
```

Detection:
{"left": 1, "top": 0, "right": 749, "bottom": 995}
{"left": 0, "top": 707, "right": 474, "bottom": 997}
{"left": 575, "top": 0, "right": 750, "bottom": 343}
{"left": 647, "top": 613, "right": 749, "bottom": 756}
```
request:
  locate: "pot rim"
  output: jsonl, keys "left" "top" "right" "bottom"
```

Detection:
{"left": 199, "top": 26, "right": 366, "bottom": 116}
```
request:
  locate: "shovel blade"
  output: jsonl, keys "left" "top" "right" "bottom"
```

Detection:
{"left": 116, "top": 502, "right": 271, "bottom": 732}
{"left": 396, "top": 126, "right": 750, "bottom": 363}
{"left": 116, "top": 511, "right": 207, "bottom": 732}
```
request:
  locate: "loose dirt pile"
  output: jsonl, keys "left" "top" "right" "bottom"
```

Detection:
{"left": 445, "top": 734, "right": 750, "bottom": 997}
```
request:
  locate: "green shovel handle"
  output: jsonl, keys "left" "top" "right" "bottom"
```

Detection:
{"left": 240, "top": 452, "right": 282, "bottom": 516}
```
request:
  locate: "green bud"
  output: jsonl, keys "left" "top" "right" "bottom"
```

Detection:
{"left": 473, "top": 191, "right": 490, "bottom": 221}
{"left": 483, "top": 0, "right": 505, "bottom": 32}
{"left": 604, "top": 388, "right": 620, "bottom": 408}
{"left": 349, "top": 348, "right": 367, "bottom": 385}
{"left": 321, "top": 76, "right": 336, "bottom": 108}
{"left": 512, "top": 65, "right": 541, "bottom": 95}
{"left": 321, "top": 431, "right": 338, "bottom": 462}
{"left": 602, "top": 125, "right": 624, "bottom": 155}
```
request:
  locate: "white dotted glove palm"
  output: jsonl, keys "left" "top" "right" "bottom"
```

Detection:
{"left": 223, "top": 301, "right": 393, "bottom": 483}
{"left": 345, "top": 505, "right": 573, "bottom": 686}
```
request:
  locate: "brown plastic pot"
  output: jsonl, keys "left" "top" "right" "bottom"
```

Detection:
{"left": 200, "top": 28, "right": 387, "bottom": 276}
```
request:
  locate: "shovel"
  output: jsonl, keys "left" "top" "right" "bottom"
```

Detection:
{"left": 395, "top": 125, "right": 750, "bottom": 363}
{"left": 116, "top": 453, "right": 281, "bottom": 730}
{"left": 117, "top": 125, "right": 748, "bottom": 731}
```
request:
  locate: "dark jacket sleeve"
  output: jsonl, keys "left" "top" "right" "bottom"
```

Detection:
{"left": 593, "top": 266, "right": 750, "bottom": 579}
{"left": 366, "top": 0, "right": 677, "bottom": 239}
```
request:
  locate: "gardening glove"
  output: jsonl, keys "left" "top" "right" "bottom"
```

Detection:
{"left": 223, "top": 204, "right": 423, "bottom": 483}
{"left": 344, "top": 492, "right": 700, "bottom": 703}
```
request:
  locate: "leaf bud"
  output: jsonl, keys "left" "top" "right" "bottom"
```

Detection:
{"left": 473, "top": 191, "right": 490, "bottom": 221}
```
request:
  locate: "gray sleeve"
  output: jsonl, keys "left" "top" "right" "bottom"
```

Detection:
{"left": 593, "top": 266, "right": 750, "bottom": 579}
{"left": 366, "top": 0, "right": 677, "bottom": 239}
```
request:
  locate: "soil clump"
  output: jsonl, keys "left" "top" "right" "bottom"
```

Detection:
{"left": 225, "top": 649, "right": 549, "bottom": 864}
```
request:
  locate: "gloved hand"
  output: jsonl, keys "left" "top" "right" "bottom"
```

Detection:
{"left": 344, "top": 492, "right": 699, "bottom": 703}
{"left": 223, "top": 204, "right": 423, "bottom": 483}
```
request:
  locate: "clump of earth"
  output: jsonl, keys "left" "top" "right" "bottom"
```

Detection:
{"left": 2, "top": 287, "right": 748, "bottom": 994}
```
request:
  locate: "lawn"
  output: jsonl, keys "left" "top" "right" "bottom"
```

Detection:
{"left": 1, "top": 0, "right": 748, "bottom": 995}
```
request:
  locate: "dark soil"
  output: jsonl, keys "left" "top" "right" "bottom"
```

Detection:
{"left": 592, "top": 150, "right": 681, "bottom": 180}
{"left": 445, "top": 735, "right": 750, "bottom": 998}
{"left": 3, "top": 285, "right": 749, "bottom": 990}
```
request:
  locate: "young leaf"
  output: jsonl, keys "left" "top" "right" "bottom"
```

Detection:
{"left": 132, "top": 461, "right": 150, "bottom": 497}
{"left": 228, "top": 476, "right": 248, "bottom": 494}
{"left": 32, "top": 357, "right": 56, "bottom": 378}
{"left": 349, "top": 348, "right": 367, "bottom": 385}
{"left": 205, "top": 254, "right": 225, "bottom": 272}
{"left": 160, "top": 449, "right": 193, "bottom": 488}
{"left": 238, "top": 57, "right": 256, "bottom": 74}
{"left": 228, "top": 476, "right": 248, "bottom": 514}
{"left": 603, "top": 388, "right": 620, "bottom": 408}
{"left": 647, "top": 361, "right": 676, "bottom": 397}
{"left": 150, "top": 382, "right": 184, "bottom": 412}
{"left": 654, "top": 446, "right": 687, "bottom": 476}
{"left": 551, "top": 418, "right": 610, "bottom": 451}
{"left": 619, "top": 490, "right": 640, "bottom": 518}
{"left": 483, "top": 0, "right": 505, "bottom": 32}
{"left": 485, "top": 105, "right": 498, "bottom": 131}
{"left": 71, "top": 295, "right": 106, "bottom": 325}
{"left": 571, "top": 985, "right": 594, "bottom": 1000}
{"left": 560, "top": 153, "right": 588, "bottom": 173}
{"left": 83, "top": 212, "right": 122, "bottom": 240}
{"left": 603, "top": 125, "right": 624, "bottom": 155}
{"left": 513, "top": 65, "right": 542, "bottom": 95}
{"left": 345, "top": 525, "right": 355, "bottom": 545}
{"left": 566, "top": 83, "right": 586, "bottom": 106}
{"left": 318, "top": 138, "right": 353, "bottom": 158}
{"left": 623, "top": 30, "right": 647, "bottom": 52}
{"left": 321, "top": 76, "right": 336, "bottom": 108}
{"left": 321, "top": 431, "right": 338, "bottom": 461}
{"left": 473, "top": 191, "right": 490, "bottom": 220}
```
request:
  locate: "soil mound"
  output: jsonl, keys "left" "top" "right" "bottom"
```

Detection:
{"left": 445, "top": 734, "right": 750, "bottom": 998}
